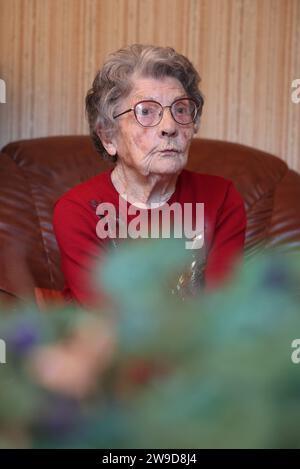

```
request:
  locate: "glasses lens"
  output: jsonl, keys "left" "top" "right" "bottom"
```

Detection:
{"left": 134, "top": 101, "right": 161, "bottom": 127}
{"left": 171, "top": 99, "right": 197, "bottom": 124}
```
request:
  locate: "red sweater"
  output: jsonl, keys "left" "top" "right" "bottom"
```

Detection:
{"left": 53, "top": 169, "right": 247, "bottom": 308}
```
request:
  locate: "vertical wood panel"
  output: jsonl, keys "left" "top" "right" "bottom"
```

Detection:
{"left": 0, "top": 0, "right": 299, "bottom": 171}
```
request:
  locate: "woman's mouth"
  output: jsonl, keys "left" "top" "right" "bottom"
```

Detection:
{"left": 160, "top": 149, "right": 180, "bottom": 155}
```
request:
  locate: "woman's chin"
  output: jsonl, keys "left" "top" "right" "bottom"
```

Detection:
{"left": 149, "top": 156, "right": 187, "bottom": 175}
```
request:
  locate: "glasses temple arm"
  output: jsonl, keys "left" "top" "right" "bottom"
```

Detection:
{"left": 113, "top": 108, "right": 133, "bottom": 119}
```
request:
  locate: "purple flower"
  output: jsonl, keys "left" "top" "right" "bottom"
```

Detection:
{"left": 34, "top": 395, "right": 82, "bottom": 438}
{"left": 7, "top": 322, "right": 40, "bottom": 355}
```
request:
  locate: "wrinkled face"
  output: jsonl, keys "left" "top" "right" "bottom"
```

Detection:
{"left": 103, "top": 76, "right": 196, "bottom": 177}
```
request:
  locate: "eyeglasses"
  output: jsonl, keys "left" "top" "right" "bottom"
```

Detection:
{"left": 113, "top": 98, "right": 200, "bottom": 127}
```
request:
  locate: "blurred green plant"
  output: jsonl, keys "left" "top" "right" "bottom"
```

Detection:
{"left": 1, "top": 238, "right": 300, "bottom": 448}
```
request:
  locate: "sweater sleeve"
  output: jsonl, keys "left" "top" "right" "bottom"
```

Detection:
{"left": 204, "top": 182, "right": 247, "bottom": 289}
{"left": 53, "top": 197, "right": 110, "bottom": 309}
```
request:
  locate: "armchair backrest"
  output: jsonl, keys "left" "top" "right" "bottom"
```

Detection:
{"left": 1, "top": 136, "right": 300, "bottom": 298}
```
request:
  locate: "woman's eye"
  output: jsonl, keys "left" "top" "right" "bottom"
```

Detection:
{"left": 176, "top": 105, "right": 188, "bottom": 114}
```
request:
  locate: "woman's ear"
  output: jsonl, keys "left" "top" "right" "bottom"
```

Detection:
{"left": 97, "top": 128, "right": 117, "bottom": 156}
{"left": 193, "top": 119, "right": 200, "bottom": 134}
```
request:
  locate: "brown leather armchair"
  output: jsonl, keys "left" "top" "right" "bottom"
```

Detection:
{"left": 1, "top": 136, "right": 300, "bottom": 303}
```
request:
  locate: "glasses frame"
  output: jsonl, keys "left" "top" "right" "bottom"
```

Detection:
{"left": 113, "top": 98, "right": 200, "bottom": 127}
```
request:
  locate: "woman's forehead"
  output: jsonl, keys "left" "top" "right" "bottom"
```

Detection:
{"left": 128, "top": 76, "right": 187, "bottom": 103}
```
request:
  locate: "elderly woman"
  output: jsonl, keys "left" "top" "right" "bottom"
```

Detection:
{"left": 54, "top": 44, "right": 246, "bottom": 308}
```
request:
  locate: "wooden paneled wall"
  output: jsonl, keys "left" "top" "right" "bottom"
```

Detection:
{"left": 0, "top": 0, "right": 299, "bottom": 171}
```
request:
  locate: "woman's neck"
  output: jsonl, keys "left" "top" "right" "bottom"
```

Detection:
{"left": 111, "top": 164, "right": 179, "bottom": 208}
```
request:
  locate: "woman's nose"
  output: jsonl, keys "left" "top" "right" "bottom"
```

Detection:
{"left": 159, "top": 107, "right": 178, "bottom": 137}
